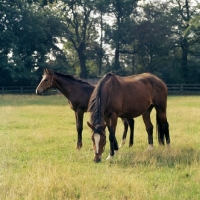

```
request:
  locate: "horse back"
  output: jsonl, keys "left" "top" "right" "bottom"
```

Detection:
{"left": 101, "top": 73, "right": 167, "bottom": 118}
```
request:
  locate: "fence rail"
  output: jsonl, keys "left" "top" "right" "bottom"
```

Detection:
{"left": 1, "top": 84, "right": 200, "bottom": 95}
{"left": 167, "top": 84, "right": 200, "bottom": 95}
{"left": 0, "top": 86, "right": 57, "bottom": 95}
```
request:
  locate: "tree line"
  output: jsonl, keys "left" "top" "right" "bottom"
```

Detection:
{"left": 1, "top": 0, "right": 200, "bottom": 86}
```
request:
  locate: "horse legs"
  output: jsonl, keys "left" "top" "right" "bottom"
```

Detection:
{"left": 128, "top": 118, "right": 134, "bottom": 147}
{"left": 106, "top": 113, "right": 118, "bottom": 159}
{"left": 120, "top": 118, "right": 128, "bottom": 147}
{"left": 142, "top": 105, "right": 154, "bottom": 150}
{"left": 156, "top": 111, "right": 170, "bottom": 146}
{"left": 75, "top": 111, "right": 84, "bottom": 149}
{"left": 120, "top": 118, "right": 134, "bottom": 147}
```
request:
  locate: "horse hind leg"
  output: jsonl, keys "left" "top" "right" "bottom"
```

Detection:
{"left": 128, "top": 118, "right": 134, "bottom": 147}
{"left": 142, "top": 105, "right": 154, "bottom": 151}
{"left": 120, "top": 118, "right": 129, "bottom": 147}
{"left": 120, "top": 118, "right": 134, "bottom": 147}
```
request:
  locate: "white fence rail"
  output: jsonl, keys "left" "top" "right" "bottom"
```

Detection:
{"left": 1, "top": 84, "right": 200, "bottom": 95}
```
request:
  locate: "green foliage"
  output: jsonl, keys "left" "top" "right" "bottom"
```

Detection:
{"left": 0, "top": 0, "right": 66, "bottom": 85}
{"left": 1, "top": 0, "right": 200, "bottom": 84}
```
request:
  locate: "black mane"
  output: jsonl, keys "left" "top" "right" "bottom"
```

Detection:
{"left": 88, "top": 73, "right": 114, "bottom": 125}
{"left": 54, "top": 72, "right": 92, "bottom": 86}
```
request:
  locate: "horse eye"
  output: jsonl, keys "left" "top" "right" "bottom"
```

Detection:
{"left": 44, "top": 79, "right": 48, "bottom": 82}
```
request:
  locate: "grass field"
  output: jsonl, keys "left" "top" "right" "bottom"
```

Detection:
{"left": 0, "top": 95, "right": 200, "bottom": 200}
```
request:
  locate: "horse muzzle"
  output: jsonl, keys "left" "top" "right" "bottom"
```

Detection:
{"left": 94, "top": 153, "right": 102, "bottom": 163}
{"left": 36, "top": 88, "right": 43, "bottom": 95}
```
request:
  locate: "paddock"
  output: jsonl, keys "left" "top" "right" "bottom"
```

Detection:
{"left": 0, "top": 95, "right": 200, "bottom": 199}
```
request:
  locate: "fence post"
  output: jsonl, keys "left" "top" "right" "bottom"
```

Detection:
{"left": 21, "top": 87, "right": 23, "bottom": 94}
{"left": 2, "top": 87, "right": 4, "bottom": 95}
{"left": 181, "top": 85, "right": 183, "bottom": 94}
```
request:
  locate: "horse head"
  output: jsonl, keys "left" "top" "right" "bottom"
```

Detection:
{"left": 36, "top": 68, "right": 55, "bottom": 95}
{"left": 87, "top": 122, "right": 106, "bottom": 163}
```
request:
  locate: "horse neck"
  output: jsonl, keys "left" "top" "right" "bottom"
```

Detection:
{"left": 53, "top": 74, "right": 93, "bottom": 99}
{"left": 53, "top": 74, "right": 74, "bottom": 98}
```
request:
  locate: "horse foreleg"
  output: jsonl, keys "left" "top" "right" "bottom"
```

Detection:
{"left": 106, "top": 114, "right": 118, "bottom": 159}
{"left": 75, "top": 111, "right": 84, "bottom": 149}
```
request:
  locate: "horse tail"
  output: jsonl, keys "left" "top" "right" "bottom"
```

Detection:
{"left": 156, "top": 114, "right": 164, "bottom": 145}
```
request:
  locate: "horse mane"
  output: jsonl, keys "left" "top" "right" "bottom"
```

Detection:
{"left": 53, "top": 71, "right": 93, "bottom": 86}
{"left": 88, "top": 72, "right": 114, "bottom": 125}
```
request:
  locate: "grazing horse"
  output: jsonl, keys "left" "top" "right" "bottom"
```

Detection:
{"left": 87, "top": 72, "right": 170, "bottom": 162}
{"left": 36, "top": 69, "right": 134, "bottom": 149}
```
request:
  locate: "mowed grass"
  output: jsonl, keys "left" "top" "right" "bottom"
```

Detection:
{"left": 0, "top": 95, "right": 200, "bottom": 200}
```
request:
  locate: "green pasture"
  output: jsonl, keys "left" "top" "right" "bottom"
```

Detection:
{"left": 0, "top": 95, "right": 200, "bottom": 200}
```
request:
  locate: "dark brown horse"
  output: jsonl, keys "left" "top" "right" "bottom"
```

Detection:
{"left": 36, "top": 69, "right": 134, "bottom": 149}
{"left": 87, "top": 72, "right": 170, "bottom": 162}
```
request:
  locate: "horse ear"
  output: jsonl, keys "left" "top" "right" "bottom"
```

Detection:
{"left": 44, "top": 68, "right": 49, "bottom": 74}
{"left": 87, "top": 122, "right": 94, "bottom": 130}
{"left": 44, "top": 68, "right": 51, "bottom": 75}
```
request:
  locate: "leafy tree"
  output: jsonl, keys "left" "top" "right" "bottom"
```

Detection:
{"left": 133, "top": 2, "right": 173, "bottom": 75}
{"left": 104, "top": 0, "right": 139, "bottom": 75}
{"left": 0, "top": 0, "right": 66, "bottom": 85}
{"left": 169, "top": 0, "right": 200, "bottom": 83}
{"left": 58, "top": 0, "right": 99, "bottom": 78}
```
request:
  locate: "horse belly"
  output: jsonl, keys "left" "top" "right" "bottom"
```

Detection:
{"left": 118, "top": 110, "right": 145, "bottom": 119}
{"left": 118, "top": 100, "right": 152, "bottom": 118}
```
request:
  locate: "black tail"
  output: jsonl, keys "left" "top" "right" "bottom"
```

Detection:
{"left": 156, "top": 114, "right": 165, "bottom": 145}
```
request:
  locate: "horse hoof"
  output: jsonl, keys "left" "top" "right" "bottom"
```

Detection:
{"left": 146, "top": 145, "right": 153, "bottom": 151}
{"left": 166, "top": 144, "right": 171, "bottom": 149}
{"left": 76, "top": 146, "right": 82, "bottom": 150}
{"left": 76, "top": 142, "right": 82, "bottom": 150}
{"left": 106, "top": 154, "right": 113, "bottom": 160}
{"left": 120, "top": 140, "right": 126, "bottom": 147}
{"left": 129, "top": 143, "right": 133, "bottom": 148}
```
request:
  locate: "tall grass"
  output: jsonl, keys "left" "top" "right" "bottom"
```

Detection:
{"left": 0, "top": 95, "right": 200, "bottom": 199}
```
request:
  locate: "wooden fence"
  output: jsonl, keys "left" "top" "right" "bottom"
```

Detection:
{"left": 0, "top": 86, "right": 57, "bottom": 95}
{"left": 1, "top": 84, "right": 200, "bottom": 95}
{"left": 167, "top": 84, "right": 200, "bottom": 95}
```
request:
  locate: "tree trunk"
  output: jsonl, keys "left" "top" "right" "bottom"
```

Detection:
{"left": 114, "top": 43, "right": 120, "bottom": 72}
{"left": 77, "top": 46, "right": 87, "bottom": 79}
{"left": 99, "top": 11, "right": 103, "bottom": 76}
{"left": 180, "top": 37, "right": 188, "bottom": 83}
{"left": 114, "top": 15, "right": 121, "bottom": 73}
{"left": 131, "top": 54, "right": 136, "bottom": 74}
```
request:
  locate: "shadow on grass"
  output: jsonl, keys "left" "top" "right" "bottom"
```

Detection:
{"left": 110, "top": 146, "right": 200, "bottom": 169}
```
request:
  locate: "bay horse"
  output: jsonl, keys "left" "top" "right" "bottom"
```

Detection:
{"left": 87, "top": 72, "right": 170, "bottom": 162}
{"left": 36, "top": 69, "right": 134, "bottom": 150}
